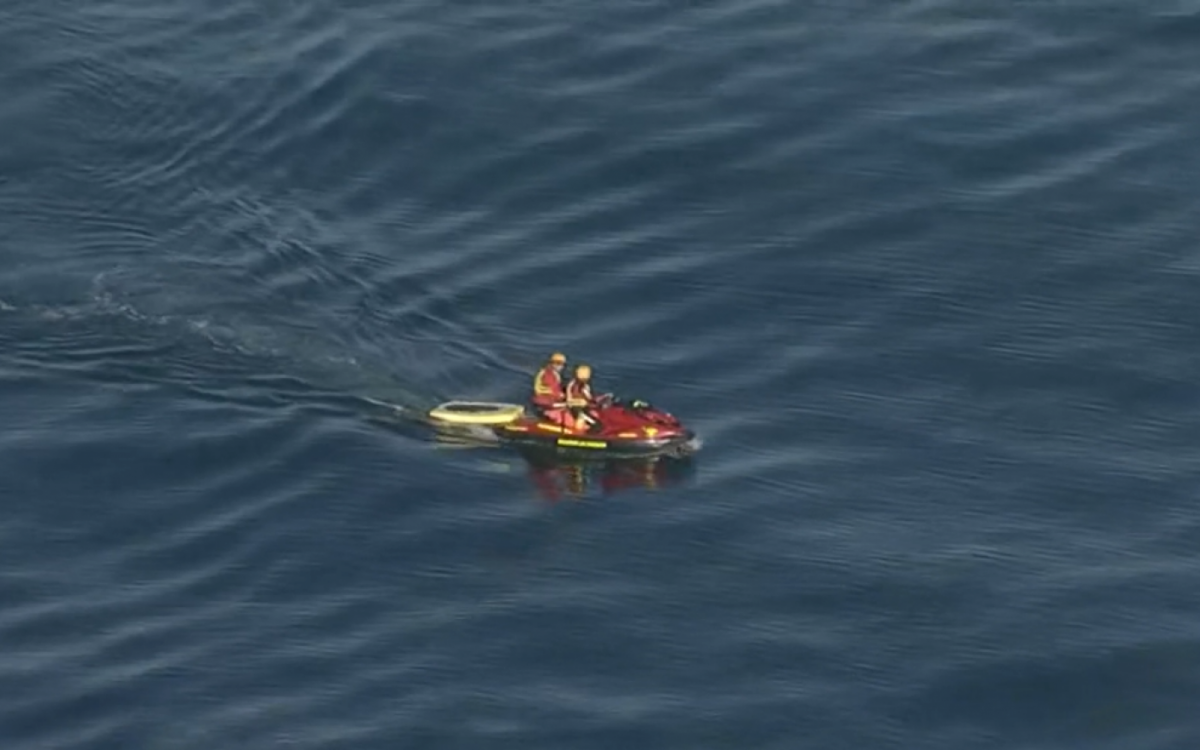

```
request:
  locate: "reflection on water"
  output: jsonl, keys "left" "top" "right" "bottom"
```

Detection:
{"left": 519, "top": 451, "right": 696, "bottom": 502}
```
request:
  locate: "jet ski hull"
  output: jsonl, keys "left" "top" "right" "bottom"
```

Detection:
{"left": 426, "top": 397, "right": 700, "bottom": 460}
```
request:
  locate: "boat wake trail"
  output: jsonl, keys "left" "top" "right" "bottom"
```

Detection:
{"left": 0, "top": 277, "right": 438, "bottom": 430}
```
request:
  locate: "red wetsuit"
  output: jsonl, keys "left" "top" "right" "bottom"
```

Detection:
{"left": 532, "top": 365, "right": 570, "bottom": 427}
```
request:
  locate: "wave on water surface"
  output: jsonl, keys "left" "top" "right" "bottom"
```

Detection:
{"left": 3, "top": 0, "right": 1200, "bottom": 747}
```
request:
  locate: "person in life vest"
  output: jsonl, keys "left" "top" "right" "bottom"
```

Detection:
{"left": 531, "top": 352, "right": 572, "bottom": 428}
{"left": 565, "top": 363, "right": 608, "bottom": 433}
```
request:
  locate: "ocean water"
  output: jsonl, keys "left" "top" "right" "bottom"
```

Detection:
{"left": 3, "top": 0, "right": 1200, "bottom": 747}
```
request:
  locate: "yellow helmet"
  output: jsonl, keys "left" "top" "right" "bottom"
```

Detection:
{"left": 574, "top": 363, "right": 591, "bottom": 380}
{"left": 549, "top": 352, "right": 566, "bottom": 364}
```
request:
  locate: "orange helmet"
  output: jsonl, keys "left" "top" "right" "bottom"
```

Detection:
{"left": 549, "top": 352, "right": 566, "bottom": 364}
{"left": 574, "top": 363, "right": 591, "bottom": 381}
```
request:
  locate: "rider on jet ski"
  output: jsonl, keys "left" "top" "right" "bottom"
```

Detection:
{"left": 531, "top": 352, "right": 570, "bottom": 427}
{"left": 566, "top": 363, "right": 610, "bottom": 433}
{"left": 531, "top": 354, "right": 614, "bottom": 433}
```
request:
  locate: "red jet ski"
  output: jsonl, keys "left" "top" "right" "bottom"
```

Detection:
{"left": 426, "top": 395, "right": 699, "bottom": 459}
{"left": 495, "top": 395, "right": 698, "bottom": 459}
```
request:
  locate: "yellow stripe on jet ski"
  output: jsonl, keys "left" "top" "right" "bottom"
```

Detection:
{"left": 557, "top": 438, "right": 607, "bottom": 449}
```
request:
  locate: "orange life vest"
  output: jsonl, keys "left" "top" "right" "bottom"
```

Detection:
{"left": 565, "top": 378, "right": 594, "bottom": 408}
{"left": 532, "top": 365, "right": 564, "bottom": 406}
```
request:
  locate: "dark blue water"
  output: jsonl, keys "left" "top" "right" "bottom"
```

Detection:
{"left": 4, "top": 1, "right": 1200, "bottom": 747}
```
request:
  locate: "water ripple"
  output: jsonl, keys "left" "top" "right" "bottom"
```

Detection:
{"left": 4, "top": 0, "right": 1200, "bottom": 746}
